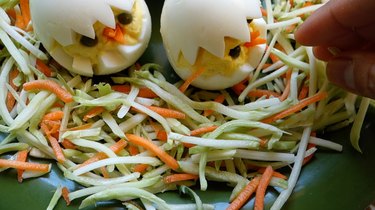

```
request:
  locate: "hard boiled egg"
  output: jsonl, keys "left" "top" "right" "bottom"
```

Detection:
{"left": 30, "top": 0, "right": 152, "bottom": 76}
{"left": 160, "top": 0, "right": 267, "bottom": 90}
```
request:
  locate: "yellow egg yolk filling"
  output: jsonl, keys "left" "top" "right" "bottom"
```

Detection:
{"left": 62, "top": 1, "right": 143, "bottom": 66}
{"left": 177, "top": 23, "right": 259, "bottom": 78}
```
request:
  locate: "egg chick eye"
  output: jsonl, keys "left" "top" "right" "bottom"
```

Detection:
{"left": 80, "top": 35, "right": 98, "bottom": 47}
{"left": 117, "top": 12, "right": 133, "bottom": 25}
{"left": 247, "top": 19, "right": 253, "bottom": 24}
{"left": 229, "top": 45, "right": 241, "bottom": 59}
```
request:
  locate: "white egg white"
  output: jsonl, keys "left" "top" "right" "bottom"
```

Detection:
{"left": 30, "top": 0, "right": 152, "bottom": 76}
{"left": 160, "top": 0, "right": 267, "bottom": 90}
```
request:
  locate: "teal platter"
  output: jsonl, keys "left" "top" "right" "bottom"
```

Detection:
{"left": 1, "top": 0, "right": 375, "bottom": 209}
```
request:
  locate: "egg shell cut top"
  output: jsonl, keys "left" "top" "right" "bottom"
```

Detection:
{"left": 160, "top": 0, "right": 266, "bottom": 90}
{"left": 30, "top": 0, "right": 152, "bottom": 76}
{"left": 160, "top": 0, "right": 262, "bottom": 65}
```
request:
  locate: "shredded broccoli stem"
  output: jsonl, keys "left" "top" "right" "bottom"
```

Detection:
{"left": 46, "top": 186, "right": 62, "bottom": 210}
{"left": 80, "top": 187, "right": 171, "bottom": 210}
{"left": 271, "top": 127, "right": 312, "bottom": 210}
{"left": 0, "top": 0, "right": 370, "bottom": 209}
{"left": 350, "top": 97, "right": 370, "bottom": 153}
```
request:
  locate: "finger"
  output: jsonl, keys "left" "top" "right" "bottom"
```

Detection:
{"left": 313, "top": 46, "right": 336, "bottom": 61}
{"left": 326, "top": 50, "right": 375, "bottom": 99}
{"left": 295, "top": 0, "right": 375, "bottom": 48}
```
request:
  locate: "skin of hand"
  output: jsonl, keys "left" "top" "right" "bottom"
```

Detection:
{"left": 295, "top": 0, "right": 375, "bottom": 99}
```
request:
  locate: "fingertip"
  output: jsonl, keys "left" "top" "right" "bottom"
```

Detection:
{"left": 294, "top": 5, "right": 326, "bottom": 46}
{"left": 326, "top": 51, "right": 375, "bottom": 99}
{"left": 326, "top": 57, "right": 355, "bottom": 91}
{"left": 313, "top": 46, "right": 335, "bottom": 61}
{"left": 294, "top": 24, "right": 310, "bottom": 46}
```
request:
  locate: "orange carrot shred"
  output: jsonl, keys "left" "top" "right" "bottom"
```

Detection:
{"left": 190, "top": 126, "right": 218, "bottom": 136}
{"left": 40, "top": 121, "right": 51, "bottom": 135}
{"left": 244, "top": 30, "right": 267, "bottom": 48}
{"left": 285, "top": 24, "right": 297, "bottom": 33}
{"left": 42, "top": 110, "right": 64, "bottom": 122}
{"left": 79, "top": 153, "right": 107, "bottom": 168}
{"left": 103, "top": 27, "right": 116, "bottom": 38}
{"left": 61, "top": 139, "right": 76, "bottom": 150}
{"left": 248, "top": 89, "right": 280, "bottom": 98}
{"left": 204, "top": 94, "right": 225, "bottom": 116}
{"left": 232, "top": 80, "right": 247, "bottom": 96}
{"left": 62, "top": 187, "right": 71, "bottom": 205}
{"left": 125, "top": 134, "right": 179, "bottom": 170}
{"left": 156, "top": 130, "right": 168, "bottom": 141}
{"left": 275, "top": 43, "right": 286, "bottom": 53}
{"left": 6, "top": 91, "right": 16, "bottom": 112}
{"left": 36, "top": 59, "right": 53, "bottom": 77}
{"left": 163, "top": 173, "right": 199, "bottom": 184}
{"left": 52, "top": 102, "right": 64, "bottom": 108}
{"left": 257, "top": 168, "right": 287, "bottom": 180}
{"left": 113, "top": 25, "right": 125, "bottom": 43}
{"left": 19, "top": 0, "right": 31, "bottom": 29}
{"left": 109, "top": 139, "right": 128, "bottom": 153}
{"left": 128, "top": 144, "right": 140, "bottom": 156}
{"left": 260, "top": 8, "right": 267, "bottom": 17}
{"left": 133, "top": 164, "right": 149, "bottom": 173}
{"left": 66, "top": 123, "right": 93, "bottom": 131}
{"left": 42, "top": 120, "right": 61, "bottom": 136}
{"left": 279, "top": 69, "right": 292, "bottom": 101}
{"left": 244, "top": 37, "right": 267, "bottom": 48}
{"left": 227, "top": 176, "right": 261, "bottom": 210}
{"left": 100, "top": 166, "right": 110, "bottom": 178}
{"left": 78, "top": 139, "right": 127, "bottom": 168}
{"left": 179, "top": 67, "right": 205, "bottom": 93}
{"left": 259, "top": 138, "right": 268, "bottom": 148}
{"left": 146, "top": 106, "right": 186, "bottom": 119}
{"left": 46, "top": 135, "right": 66, "bottom": 163}
{"left": 251, "top": 30, "right": 261, "bottom": 40}
{"left": 302, "top": 143, "right": 316, "bottom": 166}
{"left": 9, "top": 68, "right": 19, "bottom": 90}
{"left": 6, "top": 68, "right": 20, "bottom": 111}
{"left": 254, "top": 165, "right": 274, "bottom": 210}
{"left": 269, "top": 52, "right": 280, "bottom": 63}
{"left": 262, "top": 92, "right": 328, "bottom": 123}
{"left": 0, "top": 159, "right": 50, "bottom": 172}
{"left": 40, "top": 121, "right": 64, "bottom": 162}
{"left": 112, "top": 85, "right": 158, "bottom": 98}
{"left": 23, "top": 80, "right": 73, "bottom": 103}
{"left": 112, "top": 85, "right": 132, "bottom": 93}
{"left": 16, "top": 150, "right": 28, "bottom": 183}
{"left": 15, "top": 11, "right": 25, "bottom": 29}
{"left": 232, "top": 80, "right": 280, "bottom": 98}
{"left": 261, "top": 63, "right": 272, "bottom": 70}
{"left": 289, "top": 0, "right": 294, "bottom": 7}
{"left": 83, "top": 107, "right": 105, "bottom": 121}
{"left": 6, "top": 9, "right": 16, "bottom": 21}
{"left": 298, "top": 84, "right": 309, "bottom": 100}
{"left": 302, "top": 1, "right": 313, "bottom": 7}
{"left": 103, "top": 24, "right": 125, "bottom": 43}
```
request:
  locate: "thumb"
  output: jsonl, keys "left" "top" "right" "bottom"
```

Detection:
{"left": 326, "top": 50, "right": 375, "bottom": 99}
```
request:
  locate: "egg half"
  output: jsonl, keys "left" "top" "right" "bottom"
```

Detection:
{"left": 30, "top": 0, "right": 152, "bottom": 76}
{"left": 160, "top": 0, "right": 267, "bottom": 90}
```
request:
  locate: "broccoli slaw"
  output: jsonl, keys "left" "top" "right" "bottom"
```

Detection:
{"left": 0, "top": 0, "right": 373, "bottom": 210}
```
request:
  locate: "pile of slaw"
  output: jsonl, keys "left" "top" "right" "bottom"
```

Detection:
{"left": 0, "top": 0, "right": 373, "bottom": 210}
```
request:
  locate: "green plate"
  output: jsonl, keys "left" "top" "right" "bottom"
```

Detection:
{"left": 1, "top": 1, "right": 375, "bottom": 209}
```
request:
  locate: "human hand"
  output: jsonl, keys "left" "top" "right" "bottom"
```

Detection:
{"left": 295, "top": 0, "right": 375, "bottom": 99}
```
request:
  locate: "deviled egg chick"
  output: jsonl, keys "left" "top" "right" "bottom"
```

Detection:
{"left": 160, "top": 0, "right": 267, "bottom": 90}
{"left": 30, "top": 0, "right": 152, "bottom": 76}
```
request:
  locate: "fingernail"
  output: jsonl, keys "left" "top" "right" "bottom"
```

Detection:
{"left": 327, "top": 47, "right": 341, "bottom": 56}
{"left": 327, "top": 57, "right": 355, "bottom": 90}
